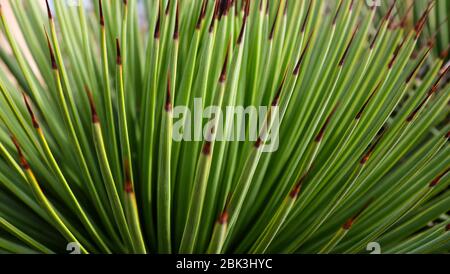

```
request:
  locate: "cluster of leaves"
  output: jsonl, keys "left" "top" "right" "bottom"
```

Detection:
{"left": 0, "top": 0, "right": 449, "bottom": 254}
{"left": 377, "top": 0, "right": 450, "bottom": 60}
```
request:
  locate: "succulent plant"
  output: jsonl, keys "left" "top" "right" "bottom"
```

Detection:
{"left": 0, "top": 0, "right": 449, "bottom": 254}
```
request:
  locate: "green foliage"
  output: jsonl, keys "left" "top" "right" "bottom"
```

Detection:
{"left": 0, "top": 0, "right": 448, "bottom": 254}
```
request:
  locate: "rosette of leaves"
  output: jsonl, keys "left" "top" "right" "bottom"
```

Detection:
{"left": 0, "top": 0, "right": 448, "bottom": 254}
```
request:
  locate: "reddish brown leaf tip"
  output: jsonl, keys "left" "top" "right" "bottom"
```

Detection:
{"left": 165, "top": 0, "right": 171, "bottom": 15}
{"left": 360, "top": 130, "right": 385, "bottom": 165}
{"left": 339, "top": 23, "right": 360, "bottom": 67}
{"left": 244, "top": 0, "right": 250, "bottom": 18}
{"left": 218, "top": 210, "right": 228, "bottom": 225}
{"left": 370, "top": 21, "right": 383, "bottom": 50}
{"left": 209, "top": 2, "right": 218, "bottom": 33}
{"left": 269, "top": 10, "right": 279, "bottom": 40}
{"left": 414, "top": 2, "right": 433, "bottom": 40}
{"left": 219, "top": 43, "right": 230, "bottom": 83}
{"left": 349, "top": 0, "right": 354, "bottom": 11}
{"left": 165, "top": 73, "right": 172, "bottom": 112}
{"left": 342, "top": 219, "right": 353, "bottom": 230}
{"left": 429, "top": 168, "right": 450, "bottom": 187}
{"left": 84, "top": 85, "right": 99, "bottom": 123}
{"left": 99, "top": 0, "right": 104, "bottom": 26}
{"left": 343, "top": 199, "right": 372, "bottom": 230}
{"left": 115, "top": 38, "right": 122, "bottom": 65}
{"left": 356, "top": 81, "right": 381, "bottom": 120}
{"left": 440, "top": 45, "right": 450, "bottom": 60}
{"left": 284, "top": 0, "right": 288, "bottom": 16}
{"left": 332, "top": 0, "right": 343, "bottom": 26}
{"left": 269, "top": 1, "right": 282, "bottom": 40}
{"left": 384, "top": 0, "right": 397, "bottom": 21}
{"left": 44, "top": 28, "right": 57, "bottom": 70}
{"left": 173, "top": 2, "right": 180, "bottom": 39}
{"left": 45, "top": 0, "right": 53, "bottom": 20}
{"left": 291, "top": 173, "right": 308, "bottom": 199}
{"left": 196, "top": 0, "right": 208, "bottom": 29}
{"left": 301, "top": 0, "right": 313, "bottom": 33}
{"left": 254, "top": 137, "right": 263, "bottom": 149}
{"left": 408, "top": 65, "right": 449, "bottom": 121}
{"left": 154, "top": 8, "right": 161, "bottom": 38}
{"left": 272, "top": 72, "right": 288, "bottom": 107}
{"left": 124, "top": 159, "right": 134, "bottom": 193}
{"left": 446, "top": 224, "right": 450, "bottom": 232}
{"left": 123, "top": 0, "right": 128, "bottom": 6}
{"left": 290, "top": 180, "right": 303, "bottom": 199}
{"left": 22, "top": 93, "right": 39, "bottom": 129}
{"left": 294, "top": 30, "right": 313, "bottom": 75}
{"left": 218, "top": 0, "right": 229, "bottom": 20}
{"left": 125, "top": 181, "right": 133, "bottom": 193}
{"left": 315, "top": 103, "right": 339, "bottom": 142}
{"left": 237, "top": 14, "right": 247, "bottom": 44}
{"left": 388, "top": 48, "right": 401, "bottom": 69}
{"left": 406, "top": 97, "right": 427, "bottom": 122}
{"left": 406, "top": 45, "right": 433, "bottom": 83}
{"left": 201, "top": 0, "right": 208, "bottom": 18}
{"left": 202, "top": 141, "right": 212, "bottom": 155}
{"left": 11, "top": 135, "right": 29, "bottom": 170}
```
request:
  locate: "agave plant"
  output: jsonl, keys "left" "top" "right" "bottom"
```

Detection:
{"left": 0, "top": 0, "right": 449, "bottom": 254}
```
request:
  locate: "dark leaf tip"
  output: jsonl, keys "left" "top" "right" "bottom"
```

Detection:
{"left": 301, "top": 1, "right": 313, "bottom": 33}
{"left": 406, "top": 45, "right": 432, "bottom": 83}
{"left": 124, "top": 159, "right": 134, "bottom": 193}
{"left": 360, "top": 130, "right": 385, "bottom": 165}
{"left": 165, "top": 0, "right": 171, "bottom": 15}
{"left": 45, "top": 0, "right": 53, "bottom": 20}
{"left": 429, "top": 168, "right": 450, "bottom": 187}
{"left": 218, "top": 210, "right": 228, "bottom": 225}
{"left": 165, "top": 73, "right": 172, "bottom": 112}
{"left": 332, "top": 0, "right": 343, "bottom": 26}
{"left": 99, "top": 0, "right": 104, "bottom": 26}
{"left": 44, "top": 28, "right": 57, "bottom": 70}
{"left": 315, "top": 103, "right": 339, "bottom": 142}
{"left": 237, "top": 14, "right": 247, "bottom": 44}
{"left": 22, "top": 93, "right": 39, "bottom": 129}
{"left": 154, "top": 8, "right": 161, "bottom": 38}
{"left": 290, "top": 180, "right": 304, "bottom": 199}
{"left": 219, "top": 43, "right": 230, "bottom": 83}
{"left": 254, "top": 137, "right": 263, "bottom": 149}
{"left": 173, "top": 2, "right": 180, "bottom": 39}
{"left": 294, "top": 30, "right": 313, "bottom": 75}
{"left": 202, "top": 141, "right": 212, "bottom": 155}
{"left": 339, "top": 23, "right": 360, "bottom": 67}
{"left": 115, "top": 38, "right": 122, "bottom": 65}
{"left": 11, "top": 135, "right": 29, "bottom": 170}
{"left": 84, "top": 85, "right": 99, "bottom": 123}
{"left": 343, "top": 199, "right": 372, "bottom": 230}
{"left": 356, "top": 81, "right": 382, "bottom": 120}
